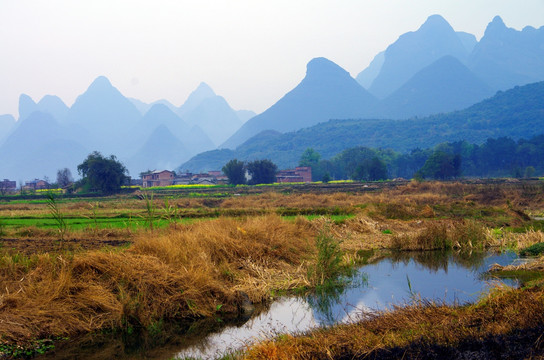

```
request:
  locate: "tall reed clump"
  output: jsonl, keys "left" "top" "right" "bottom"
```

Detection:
{"left": 46, "top": 193, "right": 67, "bottom": 246}
{"left": 307, "top": 230, "right": 349, "bottom": 288}
{"left": 0, "top": 215, "right": 315, "bottom": 346}
{"left": 161, "top": 197, "right": 178, "bottom": 224}
{"left": 503, "top": 229, "right": 544, "bottom": 250}
{"left": 87, "top": 202, "right": 100, "bottom": 232}
{"left": 140, "top": 191, "right": 156, "bottom": 231}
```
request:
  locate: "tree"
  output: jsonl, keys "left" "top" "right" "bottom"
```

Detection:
{"left": 56, "top": 168, "right": 73, "bottom": 188}
{"left": 222, "top": 159, "right": 246, "bottom": 185}
{"left": 367, "top": 157, "right": 388, "bottom": 181}
{"left": 299, "top": 148, "right": 321, "bottom": 167}
{"left": 299, "top": 148, "right": 324, "bottom": 180}
{"left": 352, "top": 157, "right": 388, "bottom": 181}
{"left": 246, "top": 159, "right": 277, "bottom": 185}
{"left": 322, "top": 172, "right": 331, "bottom": 183}
{"left": 416, "top": 151, "right": 461, "bottom": 180}
{"left": 77, "top": 151, "right": 129, "bottom": 194}
{"left": 524, "top": 166, "right": 536, "bottom": 178}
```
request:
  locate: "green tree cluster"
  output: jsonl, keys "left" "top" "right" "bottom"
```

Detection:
{"left": 77, "top": 151, "right": 129, "bottom": 194}
{"left": 222, "top": 159, "right": 246, "bottom": 185}
{"left": 298, "top": 147, "right": 389, "bottom": 182}
{"left": 222, "top": 159, "right": 278, "bottom": 185}
{"left": 415, "top": 151, "right": 461, "bottom": 180}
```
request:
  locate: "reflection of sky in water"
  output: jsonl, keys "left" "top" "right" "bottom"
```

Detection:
{"left": 177, "top": 251, "right": 518, "bottom": 359}
{"left": 177, "top": 298, "right": 316, "bottom": 359}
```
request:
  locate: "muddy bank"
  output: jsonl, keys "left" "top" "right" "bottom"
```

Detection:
{"left": 353, "top": 324, "right": 544, "bottom": 360}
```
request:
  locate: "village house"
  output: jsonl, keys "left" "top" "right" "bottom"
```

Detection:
{"left": 276, "top": 166, "right": 312, "bottom": 183}
{"left": 141, "top": 170, "right": 175, "bottom": 188}
{"left": 173, "top": 172, "right": 193, "bottom": 185}
{"left": 0, "top": 179, "right": 17, "bottom": 194}
{"left": 191, "top": 173, "right": 217, "bottom": 185}
{"left": 208, "top": 171, "right": 228, "bottom": 185}
{"left": 23, "top": 179, "right": 49, "bottom": 191}
{"left": 142, "top": 170, "right": 228, "bottom": 187}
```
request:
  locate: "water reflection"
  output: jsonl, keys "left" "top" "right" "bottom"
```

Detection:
{"left": 306, "top": 271, "right": 369, "bottom": 325}
{"left": 387, "top": 249, "right": 488, "bottom": 273}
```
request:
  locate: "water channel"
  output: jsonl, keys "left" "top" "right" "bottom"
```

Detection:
{"left": 41, "top": 250, "right": 523, "bottom": 360}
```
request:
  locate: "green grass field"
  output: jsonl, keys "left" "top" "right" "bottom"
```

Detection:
{"left": 0, "top": 214, "right": 354, "bottom": 232}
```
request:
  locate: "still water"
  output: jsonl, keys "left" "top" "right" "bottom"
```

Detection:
{"left": 178, "top": 250, "right": 519, "bottom": 359}
{"left": 42, "top": 250, "right": 521, "bottom": 360}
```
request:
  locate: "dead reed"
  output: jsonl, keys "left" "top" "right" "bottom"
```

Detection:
{"left": 391, "top": 220, "right": 493, "bottom": 251}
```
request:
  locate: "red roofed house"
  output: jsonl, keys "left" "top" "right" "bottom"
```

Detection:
{"left": 23, "top": 179, "right": 49, "bottom": 191}
{"left": 276, "top": 166, "right": 312, "bottom": 183}
{"left": 141, "top": 170, "right": 174, "bottom": 188}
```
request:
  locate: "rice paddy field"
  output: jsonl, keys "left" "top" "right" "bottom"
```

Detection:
{"left": 0, "top": 179, "right": 544, "bottom": 359}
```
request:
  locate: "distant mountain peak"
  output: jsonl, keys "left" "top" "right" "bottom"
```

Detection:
{"left": 420, "top": 14, "right": 452, "bottom": 30}
{"left": 145, "top": 103, "right": 172, "bottom": 116}
{"left": 221, "top": 57, "right": 377, "bottom": 149}
{"left": 178, "top": 82, "right": 217, "bottom": 116}
{"left": 38, "top": 94, "right": 63, "bottom": 105}
{"left": 491, "top": 15, "right": 506, "bottom": 26}
{"left": 368, "top": 14, "right": 469, "bottom": 98}
{"left": 87, "top": 76, "right": 114, "bottom": 92}
{"left": 19, "top": 93, "right": 34, "bottom": 104}
{"left": 305, "top": 57, "right": 350, "bottom": 79}
{"left": 485, "top": 16, "right": 508, "bottom": 35}
{"left": 194, "top": 82, "right": 216, "bottom": 97}
{"left": 18, "top": 94, "right": 37, "bottom": 120}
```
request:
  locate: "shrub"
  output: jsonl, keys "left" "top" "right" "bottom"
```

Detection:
{"left": 520, "top": 242, "right": 544, "bottom": 257}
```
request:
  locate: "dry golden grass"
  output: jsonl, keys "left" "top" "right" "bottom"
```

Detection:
{"left": 242, "top": 284, "right": 544, "bottom": 359}
{"left": 490, "top": 256, "right": 544, "bottom": 273}
{"left": 502, "top": 229, "right": 544, "bottom": 250}
{"left": 0, "top": 215, "right": 314, "bottom": 345}
{"left": 390, "top": 220, "right": 494, "bottom": 251}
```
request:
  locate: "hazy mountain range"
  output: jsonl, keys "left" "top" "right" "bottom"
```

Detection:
{"left": 221, "top": 14, "right": 544, "bottom": 150}
{"left": 0, "top": 14, "right": 543, "bottom": 181}
{"left": 0, "top": 78, "right": 253, "bottom": 180}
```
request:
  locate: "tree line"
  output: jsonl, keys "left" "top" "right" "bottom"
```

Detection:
{"left": 297, "top": 134, "right": 544, "bottom": 182}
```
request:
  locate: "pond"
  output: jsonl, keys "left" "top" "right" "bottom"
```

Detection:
{"left": 40, "top": 250, "right": 522, "bottom": 360}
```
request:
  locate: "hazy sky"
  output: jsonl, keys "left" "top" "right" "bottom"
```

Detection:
{"left": 1, "top": 0, "right": 543, "bottom": 118}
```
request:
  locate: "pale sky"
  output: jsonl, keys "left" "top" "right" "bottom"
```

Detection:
{"left": 1, "top": 0, "right": 543, "bottom": 118}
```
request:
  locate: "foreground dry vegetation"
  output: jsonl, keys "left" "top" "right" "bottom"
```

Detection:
{"left": 0, "top": 180, "right": 544, "bottom": 358}
{"left": 0, "top": 216, "right": 314, "bottom": 346}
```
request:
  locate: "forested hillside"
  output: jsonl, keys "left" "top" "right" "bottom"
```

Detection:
{"left": 180, "top": 81, "right": 544, "bottom": 172}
